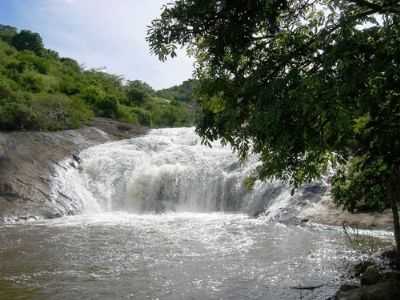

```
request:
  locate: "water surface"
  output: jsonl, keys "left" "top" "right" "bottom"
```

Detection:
{"left": 0, "top": 213, "right": 353, "bottom": 300}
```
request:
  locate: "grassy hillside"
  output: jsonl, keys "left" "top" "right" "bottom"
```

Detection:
{"left": 0, "top": 25, "right": 196, "bottom": 131}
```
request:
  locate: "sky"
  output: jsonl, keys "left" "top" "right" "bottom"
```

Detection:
{"left": 0, "top": 0, "right": 194, "bottom": 89}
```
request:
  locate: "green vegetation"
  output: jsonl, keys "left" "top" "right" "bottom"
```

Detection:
{"left": 157, "top": 79, "right": 198, "bottom": 103}
{"left": 342, "top": 223, "right": 392, "bottom": 256}
{"left": 0, "top": 25, "right": 195, "bottom": 131}
{"left": 148, "top": 0, "right": 400, "bottom": 254}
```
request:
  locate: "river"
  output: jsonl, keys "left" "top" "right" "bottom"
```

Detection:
{"left": 0, "top": 128, "right": 368, "bottom": 299}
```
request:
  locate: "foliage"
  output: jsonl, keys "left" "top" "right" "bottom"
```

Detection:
{"left": 124, "top": 83, "right": 148, "bottom": 106}
{"left": 129, "top": 106, "right": 152, "bottom": 126}
{"left": 0, "top": 24, "right": 196, "bottom": 131}
{"left": 0, "top": 25, "right": 17, "bottom": 44}
{"left": 146, "top": 98, "right": 193, "bottom": 127}
{"left": 342, "top": 223, "right": 392, "bottom": 255}
{"left": 148, "top": 0, "right": 400, "bottom": 250}
{"left": 11, "top": 30, "right": 44, "bottom": 55}
{"left": 126, "top": 80, "right": 155, "bottom": 96}
{"left": 157, "top": 79, "right": 198, "bottom": 103}
{"left": 332, "top": 156, "right": 390, "bottom": 213}
{"left": 0, "top": 93, "right": 93, "bottom": 131}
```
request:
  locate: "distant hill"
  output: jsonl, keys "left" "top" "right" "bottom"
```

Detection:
{"left": 157, "top": 79, "right": 198, "bottom": 103}
{"left": 0, "top": 24, "right": 196, "bottom": 131}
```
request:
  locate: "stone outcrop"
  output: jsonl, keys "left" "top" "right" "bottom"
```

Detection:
{"left": 0, "top": 118, "right": 147, "bottom": 223}
{"left": 335, "top": 253, "right": 400, "bottom": 300}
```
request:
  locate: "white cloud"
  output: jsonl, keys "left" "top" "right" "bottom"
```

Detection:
{"left": 17, "top": 0, "right": 194, "bottom": 89}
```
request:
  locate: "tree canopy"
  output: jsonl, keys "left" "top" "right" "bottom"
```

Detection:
{"left": 148, "top": 0, "right": 400, "bottom": 252}
{"left": 157, "top": 79, "right": 199, "bottom": 103}
{"left": 11, "top": 30, "right": 44, "bottom": 54}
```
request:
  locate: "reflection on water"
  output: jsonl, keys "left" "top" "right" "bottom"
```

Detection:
{"left": 0, "top": 280, "right": 39, "bottom": 300}
{"left": 0, "top": 213, "right": 354, "bottom": 300}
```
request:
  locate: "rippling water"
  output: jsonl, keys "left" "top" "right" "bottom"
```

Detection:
{"left": 0, "top": 213, "right": 355, "bottom": 300}
{"left": 1, "top": 128, "right": 368, "bottom": 299}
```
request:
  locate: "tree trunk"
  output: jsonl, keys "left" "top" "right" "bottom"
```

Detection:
{"left": 391, "top": 194, "right": 400, "bottom": 256}
{"left": 389, "top": 169, "right": 400, "bottom": 256}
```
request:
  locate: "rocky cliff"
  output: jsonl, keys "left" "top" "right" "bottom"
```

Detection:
{"left": 0, "top": 118, "right": 147, "bottom": 223}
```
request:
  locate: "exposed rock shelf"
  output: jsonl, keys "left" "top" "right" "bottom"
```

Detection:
{"left": 0, "top": 118, "right": 147, "bottom": 223}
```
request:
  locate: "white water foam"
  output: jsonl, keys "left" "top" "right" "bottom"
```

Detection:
{"left": 50, "top": 128, "right": 324, "bottom": 218}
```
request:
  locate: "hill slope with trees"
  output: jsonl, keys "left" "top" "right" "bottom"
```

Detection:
{"left": 0, "top": 24, "right": 196, "bottom": 131}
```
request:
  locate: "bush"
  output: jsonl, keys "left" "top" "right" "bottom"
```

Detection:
{"left": 19, "top": 71, "right": 45, "bottom": 92}
{"left": 11, "top": 30, "right": 44, "bottom": 55}
{"left": 16, "top": 51, "right": 50, "bottom": 74}
{"left": 59, "top": 75, "right": 81, "bottom": 95}
{"left": 116, "top": 105, "right": 139, "bottom": 124}
{"left": 0, "top": 96, "right": 36, "bottom": 130}
{"left": 0, "top": 75, "right": 17, "bottom": 98}
{"left": 148, "top": 101, "right": 192, "bottom": 127}
{"left": 92, "top": 96, "right": 119, "bottom": 118}
{"left": 124, "top": 86, "right": 146, "bottom": 105}
{"left": 130, "top": 106, "right": 152, "bottom": 126}
{"left": 0, "top": 93, "right": 93, "bottom": 131}
{"left": 116, "top": 105, "right": 152, "bottom": 126}
{"left": 0, "top": 25, "right": 17, "bottom": 44}
{"left": 60, "top": 57, "right": 81, "bottom": 74}
{"left": 30, "top": 94, "right": 93, "bottom": 130}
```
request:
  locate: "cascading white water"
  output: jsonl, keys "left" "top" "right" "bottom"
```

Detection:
{"left": 51, "top": 128, "right": 326, "bottom": 218}
{"left": 6, "top": 129, "right": 391, "bottom": 300}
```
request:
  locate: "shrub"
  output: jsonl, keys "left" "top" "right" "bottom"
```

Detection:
{"left": 0, "top": 76, "right": 17, "bottom": 98}
{"left": 148, "top": 101, "right": 192, "bottom": 127}
{"left": 11, "top": 30, "right": 44, "bottom": 55}
{"left": 130, "top": 106, "right": 152, "bottom": 126}
{"left": 92, "top": 96, "right": 119, "bottom": 118}
{"left": 19, "top": 71, "right": 45, "bottom": 92}
{"left": 30, "top": 94, "right": 93, "bottom": 130}
{"left": 0, "top": 94, "right": 36, "bottom": 130}
{"left": 16, "top": 51, "right": 50, "bottom": 74}
{"left": 0, "top": 93, "right": 93, "bottom": 131}
{"left": 116, "top": 105, "right": 139, "bottom": 124}
{"left": 124, "top": 86, "right": 146, "bottom": 106}
{"left": 116, "top": 105, "right": 152, "bottom": 126}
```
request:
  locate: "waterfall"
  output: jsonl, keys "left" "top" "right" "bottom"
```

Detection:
{"left": 51, "top": 128, "right": 327, "bottom": 218}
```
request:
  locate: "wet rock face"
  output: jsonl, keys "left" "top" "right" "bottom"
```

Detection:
{"left": 335, "top": 280, "right": 400, "bottom": 300}
{"left": 0, "top": 119, "right": 146, "bottom": 223}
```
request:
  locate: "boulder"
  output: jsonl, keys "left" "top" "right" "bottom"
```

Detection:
{"left": 360, "top": 265, "right": 381, "bottom": 286}
{"left": 336, "top": 280, "right": 400, "bottom": 300}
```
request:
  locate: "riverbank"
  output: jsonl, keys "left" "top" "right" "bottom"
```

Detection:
{"left": 0, "top": 118, "right": 147, "bottom": 223}
{"left": 333, "top": 249, "right": 400, "bottom": 300}
{"left": 300, "top": 193, "right": 394, "bottom": 231}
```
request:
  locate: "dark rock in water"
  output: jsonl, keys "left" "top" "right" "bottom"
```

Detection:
{"left": 303, "top": 184, "right": 324, "bottom": 194}
{"left": 380, "top": 249, "right": 400, "bottom": 270}
{"left": 360, "top": 265, "right": 381, "bottom": 286}
{"left": 290, "top": 283, "right": 324, "bottom": 290}
{"left": 46, "top": 212, "right": 62, "bottom": 219}
{"left": 353, "top": 260, "right": 375, "bottom": 277}
{"left": 335, "top": 280, "right": 400, "bottom": 300}
{"left": 336, "top": 253, "right": 400, "bottom": 300}
{"left": 298, "top": 183, "right": 327, "bottom": 203}
{"left": 337, "top": 284, "right": 359, "bottom": 292}
{"left": 69, "top": 160, "right": 79, "bottom": 169}
{"left": 382, "top": 271, "right": 400, "bottom": 281}
{"left": 72, "top": 153, "right": 81, "bottom": 164}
